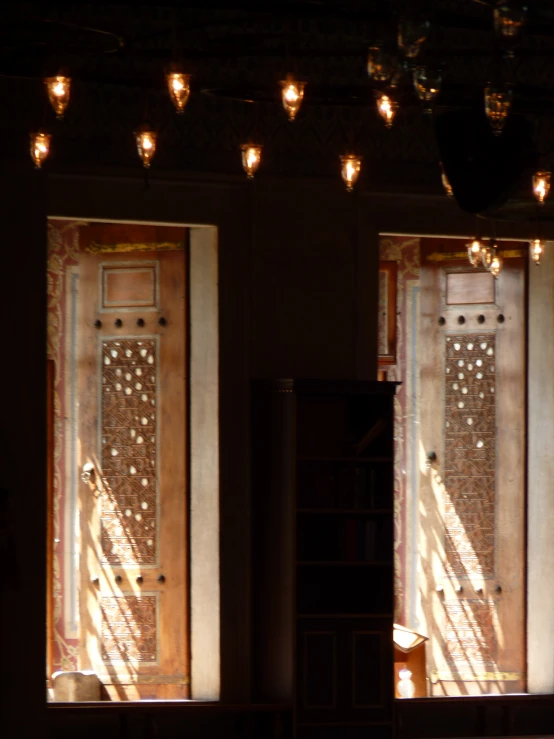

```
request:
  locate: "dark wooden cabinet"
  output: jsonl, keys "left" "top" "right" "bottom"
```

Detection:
{"left": 251, "top": 379, "right": 397, "bottom": 739}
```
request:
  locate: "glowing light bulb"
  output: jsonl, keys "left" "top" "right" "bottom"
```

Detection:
{"left": 467, "top": 239, "right": 482, "bottom": 268}
{"left": 30, "top": 131, "right": 51, "bottom": 169}
{"left": 531, "top": 238, "right": 543, "bottom": 265}
{"left": 413, "top": 66, "right": 442, "bottom": 112}
{"left": 241, "top": 144, "right": 262, "bottom": 179}
{"left": 340, "top": 154, "right": 362, "bottom": 192}
{"left": 367, "top": 46, "right": 396, "bottom": 83}
{"left": 376, "top": 93, "right": 398, "bottom": 128}
{"left": 484, "top": 86, "right": 512, "bottom": 136}
{"left": 398, "top": 18, "right": 430, "bottom": 60}
{"left": 135, "top": 129, "right": 157, "bottom": 168}
{"left": 280, "top": 79, "right": 306, "bottom": 121}
{"left": 490, "top": 253, "right": 503, "bottom": 278}
{"left": 45, "top": 76, "right": 71, "bottom": 119}
{"left": 166, "top": 72, "right": 191, "bottom": 113}
{"left": 533, "top": 170, "right": 551, "bottom": 205}
{"left": 481, "top": 240, "right": 497, "bottom": 270}
{"left": 440, "top": 163, "right": 453, "bottom": 198}
{"left": 494, "top": 3, "right": 527, "bottom": 43}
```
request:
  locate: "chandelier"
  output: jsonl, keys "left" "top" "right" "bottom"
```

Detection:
{"left": 13, "top": 4, "right": 549, "bottom": 217}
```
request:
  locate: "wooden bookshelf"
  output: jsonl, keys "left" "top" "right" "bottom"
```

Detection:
{"left": 251, "top": 379, "right": 397, "bottom": 739}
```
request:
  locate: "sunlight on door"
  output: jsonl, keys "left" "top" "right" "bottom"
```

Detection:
{"left": 379, "top": 235, "right": 526, "bottom": 697}
{"left": 47, "top": 220, "right": 189, "bottom": 701}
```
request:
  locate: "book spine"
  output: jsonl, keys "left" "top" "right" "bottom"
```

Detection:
{"left": 353, "top": 466, "right": 367, "bottom": 509}
{"left": 342, "top": 519, "right": 357, "bottom": 561}
{"left": 356, "top": 520, "right": 365, "bottom": 561}
{"left": 365, "top": 519, "right": 377, "bottom": 561}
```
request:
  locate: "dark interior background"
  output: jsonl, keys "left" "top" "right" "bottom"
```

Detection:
{"left": 3, "top": 2, "right": 554, "bottom": 737}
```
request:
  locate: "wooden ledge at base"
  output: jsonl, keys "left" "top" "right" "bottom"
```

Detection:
{"left": 46, "top": 701, "right": 293, "bottom": 713}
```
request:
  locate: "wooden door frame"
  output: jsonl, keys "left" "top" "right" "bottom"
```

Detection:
{"left": 45, "top": 218, "right": 221, "bottom": 702}
{"left": 380, "top": 235, "right": 530, "bottom": 692}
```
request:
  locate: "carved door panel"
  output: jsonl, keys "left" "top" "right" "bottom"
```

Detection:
{"left": 78, "top": 250, "right": 189, "bottom": 699}
{"left": 419, "top": 241, "right": 525, "bottom": 695}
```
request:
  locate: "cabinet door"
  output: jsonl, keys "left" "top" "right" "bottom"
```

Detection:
{"left": 296, "top": 618, "right": 392, "bottom": 724}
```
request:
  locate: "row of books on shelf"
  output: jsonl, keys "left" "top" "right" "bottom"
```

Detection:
{"left": 299, "top": 519, "right": 380, "bottom": 562}
{"left": 298, "top": 464, "right": 391, "bottom": 509}
{"left": 341, "top": 518, "right": 377, "bottom": 561}
{"left": 337, "top": 466, "right": 376, "bottom": 509}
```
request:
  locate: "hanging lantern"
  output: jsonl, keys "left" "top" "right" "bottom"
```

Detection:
{"left": 45, "top": 76, "right": 71, "bottom": 119}
{"left": 135, "top": 128, "right": 157, "bottom": 168}
{"left": 484, "top": 86, "right": 512, "bottom": 135}
{"left": 376, "top": 93, "right": 398, "bottom": 128}
{"left": 532, "top": 170, "right": 551, "bottom": 205}
{"left": 489, "top": 252, "right": 503, "bottom": 278}
{"left": 531, "top": 238, "right": 543, "bottom": 265}
{"left": 397, "top": 18, "right": 430, "bottom": 60}
{"left": 413, "top": 66, "right": 442, "bottom": 113}
{"left": 440, "top": 163, "right": 453, "bottom": 198}
{"left": 30, "top": 131, "right": 51, "bottom": 169}
{"left": 494, "top": 3, "right": 527, "bottom": 42}
{"left": 481, "top": 239, "right": 497, "bottom": 270}
{"left": 279, "top": 78, "right": 306, "bottom": 121}
{"left": 367, "top": 46, "right": 396, "bottom": 83}
{"left": 166, "top": 72, "right": 191, "bottom": 113}
{"left": 340, "top": 154, "right": 362, "bottom": 192}
{"left": 467, "top": 238, "right": 482, "bottom": 267}
{"left": 241, "top": 143, "right": 262, "bottom": 179}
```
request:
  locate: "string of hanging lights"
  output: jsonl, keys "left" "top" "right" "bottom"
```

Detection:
{"left": 463, "top": 163, "right": 552, "bottom": 273}
{"left": 24, "top": 0, "right": 551, "bottom": 259}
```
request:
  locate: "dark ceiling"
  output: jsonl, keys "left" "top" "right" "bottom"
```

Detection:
{"left": 2, "top": 1, "right": 554, "bottom": 219}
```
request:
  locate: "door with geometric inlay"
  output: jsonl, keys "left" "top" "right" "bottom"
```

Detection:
{"left": 77, "top": 249, "right": 189, "bottom": 700}
{"left": 418, "top": 240, "right": 525, "bottom": 695}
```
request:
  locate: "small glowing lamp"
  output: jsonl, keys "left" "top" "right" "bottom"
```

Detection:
{"left": 533, "top": 170, "right": 551, "bottom": 205}
{"left": 30, "top": 131, "right": 51, "bottom": 169}
{"left": 376, "top": 93, "right": 398, "bottom": 128}
{"left": 494, "top": 3, "right": 527, "bottom": 41}
{"left": 340, "top": 154, "right": 362, "bottom": 192}
{"left": 490, "top": 252, "right": 503, "bottom": 278}
{"left": 413, "top": 66, "right": 442, "bottom": 112}
{"left": 135, "top": 128, "right": 157, "bottom": 168}
{"left": 280, "top": 79, "right": 306, "bottom": 121}
{"left": 397, "top": 18, "right": 430, "bottom": 59}
{"left": 166, "top": 72, "right": 191, "bottom": 113}
{"left": 481, "top": 240, "right": 497, "bottom": 270}
{"left": 367, "top": 46, "right": 395, "bottom": 83}
{"left": 45, "top": 76, "right": 71, "bottom": 119}
{"left": 467, "top": 238, "right": 482, "bottom": 267}
{"left": 241, "top": 144, "right": 262, "bottom": 179}
{"left": 440, "top": 163, "right": 453, "bottom": 198}
{"left": 531, "top": 238, "right": 543, "bottom": 265}
{"left": 484, "top": 86, "right": 512, "bottom": 136}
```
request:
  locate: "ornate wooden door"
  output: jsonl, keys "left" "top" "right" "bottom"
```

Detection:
{"left": 78, "top": 250, "right": 189, "bottom": 699}
{"left": 418, "top": 240, "right": 525, "bottom": 695}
